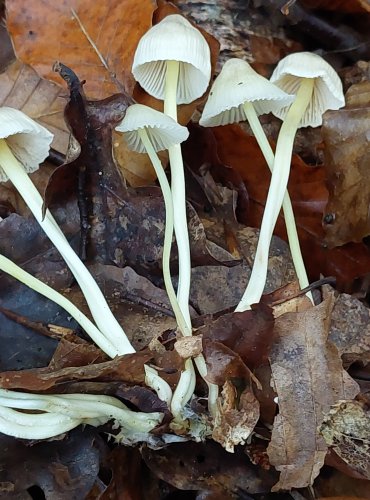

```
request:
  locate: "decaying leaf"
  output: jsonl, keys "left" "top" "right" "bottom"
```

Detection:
{"left": 212, "top": 380, "right": 259, "bottom": 453}
{"left": 141, "top": 440, "right": 277, "bottom": 495}
{"left": 174, "top": 336, "right": 203, "bottom": 359}
{"left": 267, "top": 296, "right": 359, "bottom": 491}
{"left": 0, "top": 60, "right": 69, "bottom": 153}
{"left": 6, "top": 0, "right": 157, "bottom": 99}
{"left": 0, "top": 428, "right": 107, "bottom": 499}
{"left": 329, "top": 290, "right": 370, "bottom": 365}
{"left": 322, "top": 84, "right": 370, "bottom": 247}
{"left": 320, "top": 399, "right": 370, "bottom": 480}
{"left": 198, "top": 304, "right": 274, "bottom": 369}
{"left": 0, "top": 352, "right": 151, "bottom": 391}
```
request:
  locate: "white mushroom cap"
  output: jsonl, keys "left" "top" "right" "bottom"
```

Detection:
{"left": 132, "top": 14, "right": 211, "bottom": 104}
{"left": 115, "top": 104, "right": 189, "bottom": 153}
{"left": 0, "top": 107, "right": 53, "bottom": 182}
{"left": 270, "top": 52, "right": 345, "bottom": 127}
{"left": 199, "top": 58, "right": 295, "bottom": 127}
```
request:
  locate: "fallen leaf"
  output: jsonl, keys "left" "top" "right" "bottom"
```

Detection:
{"left": 197, "top": 304, "right": 274, "bottom": 370}
{"left": 0, "top": 60, "right": 69, "bottom": 153}
{"left": 0, "top": 352, "right": 151, "bottom": 391}
{"left": 212, "top": 380, "right": 259, "bottom": 453}
{"left": 141, "top": 440, "right": 277, "bottom": 495}
{"left": 322, "top": 89, "right": 370, "bottom": 247}
{"left": 320, "top": 399, "right": 370, "bottom": 480}
{"left": 202, "top": 340, "right": 254, "bottom": 386}
{"left": 329, "top": 291, "right": 370, "bottom": 365}
{"left": 174, "top": 336, "right": 203, "bottom": 359}
{"left": 0, "top": 428, "right": 107, "bottom": 499}
{"left": 6, "top": 0, "right": 157, "bottom": 99}
{"left": 267, "top": 295, "right": 359, "bottom": 491}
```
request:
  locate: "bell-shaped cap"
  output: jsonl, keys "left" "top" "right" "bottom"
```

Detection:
{"left": 115, "top": 104, "right": 189, "bottom": 153}
{"left": 0, "top": 107, "right": 53, "bottom": 182}
{"left": 270, "top": 52, "right": 345, "bottom": 127}
{"left": 132, "top": 14, "right": 211, "bottom": 104}
{"left": 199, "top": 58, "right": 294, "bottom": 127}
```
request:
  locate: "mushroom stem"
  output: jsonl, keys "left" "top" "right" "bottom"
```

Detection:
{"left": 164, "top": 61, "right": 219, "bottom": 418}
{"left": 236, "top": 78, "right": 314, "bottom": 311}
{"left": 0, "top": 139, "right": 134, "bottom": 354}
{"left": 0, "top": 389, "right": 163, "bottom": 440}
{"left": 0, "top": 406, "right": 81, "bottom": 439}
{"left": 164, "top": 60, "right": 191, "bottom": 326}
{"left": 242, "top": 101, "right": 313, "bottom": 303}
{"left": 137, "top": 128, "right": 191, "bottom": 337}
{"left": 170, "top": 358, "right": 196, "bottom": 420}
{"left": 0, "top": 254, "right": 121, "bottom": 357}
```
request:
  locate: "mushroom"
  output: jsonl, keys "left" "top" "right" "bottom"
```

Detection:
{"left": 116, "top": 104, "right": 217, "bottom": 419}
{"left": 0, "top": 107, "right": 134, "bottom": 354}
{"left": 132, "top": 15, "right": 218, "bottom": 419}
{"left": 199, "top": 58, "right": 312, "bottom": 300}
{"left": 0, "top": 389, "right": 163, "bottom": 441}
{"left": 132, "top": 14, "right": 211, "bottom": 328}
{"left": 116, "top": 103, "right": 190, "bottom": 336}
{"left": 235, "top": 52, "right": 345, "bottom": 311}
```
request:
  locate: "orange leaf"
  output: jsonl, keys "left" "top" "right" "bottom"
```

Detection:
{"left": 6, "top": 0, "right": 157, "bottom": 99}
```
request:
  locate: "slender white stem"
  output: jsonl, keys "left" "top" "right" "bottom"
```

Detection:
{"left": 164, "top": 60, "right": 191, "bottom": 326}
{"left": 164, "top": 61, "right": 219, "bottom": 417}
{"left": 138, "top": 129, "right": 191, "bottom": 337}
{"left": 0, "top": 139, "right": 134, "bottom": 354}
{"left": 145, "top": 365, "right": 173, "bottom": 405}
{"left": 0, "top": 254, "right": 120, "bottom": 357}
{"left": 242, "top": 102, "right": 313, "bottom": 303}
{"left": 0, "top": 406, "right": 80, "bottom": 439}
{"left": 236, "top": 79, "right": 314, "bottom": 312}
{"left": 0, "top": 389, "right": 163, "bottom": 433}
{"left": 170, "top": 358, "right": 196, "bottom": 420}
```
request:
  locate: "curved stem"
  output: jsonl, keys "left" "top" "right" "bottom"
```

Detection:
{"left": 164, "top": 61, "right": 219, "bottom": 417}
{"left": 236, "top": 79, "right": 315, "bottom": 312}
{"left": 0, "top": 139, "right": 134, "bottom": 354}
{"left": 138, "top": 129, "right": 191, "bottom": 337}
{"left": 0, "top": 390, "right": 163, "bottom": 433}
{"left": 164, "top": 60, "right": 191, "bottom": 327}
{"left": 242, "top": 102, "right": 313, "bottom": 304}
{"left": 0, "top": 406, "right": 80, "bottom": 439}
{"left": 0, "top": 254, "right": 120, "bottom": 357}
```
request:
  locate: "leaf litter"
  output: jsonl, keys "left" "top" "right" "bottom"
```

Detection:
{"left": 1, "top": 0, "right": 370, "bottom": 498}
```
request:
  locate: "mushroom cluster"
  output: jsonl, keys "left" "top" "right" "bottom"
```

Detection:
{"left": 0, "top": 12, "right": 345, "bottom": 444}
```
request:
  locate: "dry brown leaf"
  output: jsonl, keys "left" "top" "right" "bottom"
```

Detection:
{"left": 267, "top": 295, "right": 359, "bottom": 491}
{"left": 113, "top": 130, "right": 168, "bottom": 187}
{"left": 0, "top": 60, "right": 69, "bottom": 152}
{"left": 6, "top": 0, "right": 156, "bottom": 99}
{"left": 329, "top": 291, "right": 370, "bottom": 365}
{"left": 174, "top": 336, "right": 203, "bottom": 359}
{"left": 322, "top": 84, "right": 370, "bottom": 247}
{"left": 320, "top": 400, "right": 370, "bottom": 480}
{"left": 212, "top": 380, "right": 259, "bottom": 453}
